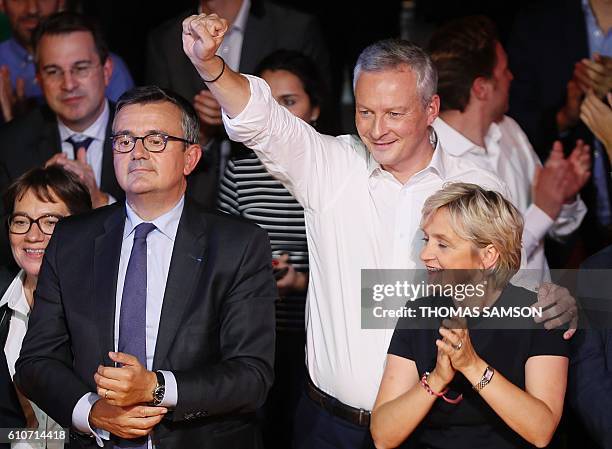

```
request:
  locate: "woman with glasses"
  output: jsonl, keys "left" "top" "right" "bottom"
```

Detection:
{"left": 0, "top": 165, "right": 91, "bottom": 448}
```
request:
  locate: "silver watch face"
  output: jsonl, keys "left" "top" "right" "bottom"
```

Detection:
{"left": 153, "top": 385, "right": 165, "bottom": 404}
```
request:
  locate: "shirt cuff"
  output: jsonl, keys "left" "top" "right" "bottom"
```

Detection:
{"left": 107, "top": 193, "right": 116, "bottom": 205}
{"left": 158, "top": 370, "right": 178, "bottom": 408}
{"left": 557, "top": 196, "right": 581, "bottom": 219}
{"left": 549, "top": 196, "right": 586, "bottom": 238}
{"left": 71, "top": 393, "right": 110, "bottom": 447}
{"left": 524, "top": 204, "right": 555, "bottom": 242}
{"left": 222, "top": 75, "right": 269, "bottom": 142}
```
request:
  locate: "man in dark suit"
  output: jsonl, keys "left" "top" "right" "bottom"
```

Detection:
{"left": 145, "top": 0, "right": 330, "bottom": 210}
{"left": 570, "top": 245, "right": 612, "bottom": 448}
{"left": 0, "top": 12, "right": 124, "bottom": 266}
{"left": 507, "top": 0, "right": 612, "bottom": 263}
{"left": 14, "top": 85, "right": 276, "bottom": 449}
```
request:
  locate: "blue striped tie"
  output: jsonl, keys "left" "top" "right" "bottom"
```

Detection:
{"left": 116, "top": 222, "right": 156, "bottom": 449}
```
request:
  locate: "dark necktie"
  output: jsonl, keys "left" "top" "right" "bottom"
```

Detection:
{"left": 116, "top": 222, "right": 156, "bottom": 449}
{"left": 65, "top": 135, "right": 94, "bottom": 159}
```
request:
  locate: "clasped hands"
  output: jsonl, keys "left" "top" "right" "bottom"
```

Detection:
{"left": 45, "top": 148, "right": 109, "bottom": 208}
{"left": 89, "top": 351, "right": 166, "bottom": 440}
{"left": 580, "top": 91, "right": 612, "bottom": 156}
{"left": 428, "top": 318, "right": 479, "bottom": 388}
{"left": 558, "top": 54, "right": 611, "bottom": 131}
{"left": 0, "top": 65, "right": 26, "bottom": 122}
{"left": 430, "top": 282, "right": 578, "bottom": 387}
{"left": 532, "top": 139, "right": 590, "bottom": 220}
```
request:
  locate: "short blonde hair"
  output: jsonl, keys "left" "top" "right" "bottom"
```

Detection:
{"left": 421, "top": 182, "right": 523, "bottom": 287}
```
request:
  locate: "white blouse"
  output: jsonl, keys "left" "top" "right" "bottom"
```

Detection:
{"left": 1, "top": 270, "right": 64, "bottom": 449}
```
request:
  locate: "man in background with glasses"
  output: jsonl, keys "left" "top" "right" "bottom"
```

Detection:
{"left": 0, "top": 0, "right": 134, "bottom": 123}
{"left": 15, "top": 85, "right": 276, "bottom": 449}
{"left": 0, "top": 11, "right": 123, "bottom": 267}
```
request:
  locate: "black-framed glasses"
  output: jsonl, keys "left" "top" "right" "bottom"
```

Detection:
{"left": 110, "top": 133, "right": 194, "bottom": 153}
{"left": 8, "top": 213, "right": 65, "bottom": 235}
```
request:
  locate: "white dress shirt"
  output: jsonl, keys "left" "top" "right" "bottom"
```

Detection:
{"left": 72, "top": 198, "right": 184, "bottom": 447}
{"left": 57, "top": 100, "right": 108, "bottom": 186}
{"left": 2, "top": 270, "right": 64, "bottom": 449}
{"left": 433, "top": 116, "right": 587, "bottom": 274}
{"left": 223, "top": 75, "right": 510, "bottom": 410}
{"left": 210, "top": 0, "right": 250, "bottom": 72}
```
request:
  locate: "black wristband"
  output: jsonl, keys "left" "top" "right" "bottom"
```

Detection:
{"left": 202, "top": 55, "right": 226, "bottom": 83}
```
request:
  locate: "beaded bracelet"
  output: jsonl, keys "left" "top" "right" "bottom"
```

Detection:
{"left": 420, "top": 372, "right": 463, "bottom": 405}
{"left": 420, "top": 372, "right": 447, "bottom": 397}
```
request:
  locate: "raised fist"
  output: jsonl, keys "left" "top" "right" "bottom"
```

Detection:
{"left": 182, "top": 14, "right": 229, "bottom": 74}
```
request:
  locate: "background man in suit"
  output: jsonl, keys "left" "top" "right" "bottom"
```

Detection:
{"left": 15, "top": 85, "right": 276, "bottom": 448}
{"left": 146, "top": 0, "right": 330, "bottom": 210}
{"left": 0, "top": 11, "right": 123, "bottom": 266}
{"left": 0, "top": 0, "right": 134, "bottom": 122}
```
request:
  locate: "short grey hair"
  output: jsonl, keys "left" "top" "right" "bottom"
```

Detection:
{"left": 421, "top": 182, "right": 523, "bottom": 289}
{"left": 353, "top": 38, "right": 438, "bottom": 108}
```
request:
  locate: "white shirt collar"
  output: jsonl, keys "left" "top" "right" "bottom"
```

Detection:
{"left": 123, "top": 196, "right": 185, "bottom": 242}
{"left": 434, "top": 117, "right": 502, "bottom": 157}
{"left": 434, "top": 117, "right": 481, "bottom": 156}
{"left": 232, "top": 0, "right": 251, "bottom": 32}
{"left": 484, "top": 120, "right": 502, "bottom": 147}
{"left": 58, "top": 99, "right": 109, "bottom": 143}
{"left": 1, "top": 270, "right": 29, "bottom": 317}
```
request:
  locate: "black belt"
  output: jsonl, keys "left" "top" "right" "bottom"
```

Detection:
{"left": 306, "top": 378, "right": 371, "bottom": 427}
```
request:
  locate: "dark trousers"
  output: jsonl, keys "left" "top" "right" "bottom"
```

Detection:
{"left": 292, "top": 391, "right": 374, "bottom": 449}
{"left": 262, "top": 331, "right": 306, "bottom": 449}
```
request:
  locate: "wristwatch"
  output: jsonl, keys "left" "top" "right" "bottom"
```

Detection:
{"left": 151, "top": 371, "right": 166, "bottom": 406}
{"left": 473, "top": 365, "right": 494, "bottom": 392}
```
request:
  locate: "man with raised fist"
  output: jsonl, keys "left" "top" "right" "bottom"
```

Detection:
{"left": 179, "top": 13, "right": 574, "bottom": 449}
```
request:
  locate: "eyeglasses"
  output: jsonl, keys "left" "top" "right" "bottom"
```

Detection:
{"left": 8, "top": 213, "right": 64, "bottom": 235}
{"left": 40, "top": 63, "right": 101, "bottom": 83}
{"left": 110, "top": 133, "right": 194, "bottom": 153}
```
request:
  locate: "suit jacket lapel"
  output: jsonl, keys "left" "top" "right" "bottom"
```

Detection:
{"left": 100, "top": 103, "right": 120, "bottom": 198}
{"left": 35, "top": 107, "right": 62, "bottom": 164}
{"left": 178, "top": 7, "right": 208, "bottom": 96}
{"left": 239, "top": 0, "right": 267, "bottom": 74}
{"left": 153, "top": 201, "right": 207, "bottom": 369}
{"left": 93, "top": 205, "right": 124, "bottom": 366}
